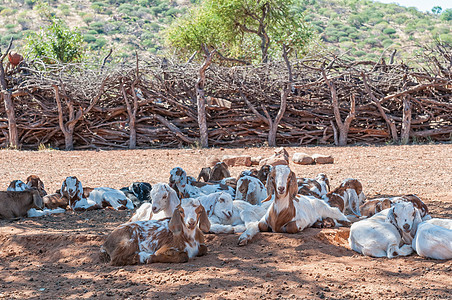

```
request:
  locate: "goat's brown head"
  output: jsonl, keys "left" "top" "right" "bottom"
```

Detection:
{"left": 26, "top": 175, "right": 47, "bottom": 197}
{"left": 266, "top": 165, "right": 298, "bottom": 200}
{"left": 171, "top": 199, "right": 211, "bottom": 234}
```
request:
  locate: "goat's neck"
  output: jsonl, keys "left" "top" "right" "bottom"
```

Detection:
{"left": 274, "top": 193, "right": 292, "bottom": 214}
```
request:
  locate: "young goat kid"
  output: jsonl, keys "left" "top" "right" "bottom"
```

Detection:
{"left": 349, "top": 202, "right": 422, "bottom": 258}
{"left": 129, "top": 183, "right": 180, "bottom": 222}
{"left": 238, "top": 165, "right": 350, "bottom": 245}
{"left": 100, "top": 198, "right": 210, "bottom": 265}
{"left": 412, "top": 218, "right": 452, "bottom": 260}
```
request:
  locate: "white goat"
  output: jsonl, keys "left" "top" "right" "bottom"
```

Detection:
{"left": 169, "top": 167, "right": 235, "bottom": 198}
{"left": 88, "top": 187, "right": 134, "bottom": 210}
{"left": 7, "top": 180, "right": 28, "bottom": 192}
{"left": 194, "top": 191, "right": 269, "bottom": 234}
{"left": 349, "top": 202, "right": 422, "bottom": 258}
{"left": 412, "top": 218, "right": 452, "bottom": 260}
{"left": 129, "top": 183, "right": 180, "bottom": 222}
{"left": 321, "top": 178, "right": 366, "bottom": 217}
{"left": 235, "top": 175, "right": 267, "bottom": 205}
{"left": 238, "top": 165, "right": 351, "bottom": 246}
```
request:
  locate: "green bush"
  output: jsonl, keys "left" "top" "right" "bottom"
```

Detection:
{"left": 440, "top": 8, "right": 452, "bottom": 21}
{"left": 354, "top": 50, "right": 366, "bottom": 57}
{"left": 382, "top": 39, "right": 393, "bottom": 47}
{"left": 83, "top": 34, "right": 97, "bottom": 43}
{"left": 4, "top": 24, "right": 16, "bottom": 30}
{"left": 93, "top": 37, "right": 107, "bottom": 50}
{"left": 338, "top": 37, "right": 350, "bottom": 42}
{"left": 25, "top": 18, "right": 85, "bottom": 63}
{"left": 90, "top": 22, "right": 106, "bottom": 34}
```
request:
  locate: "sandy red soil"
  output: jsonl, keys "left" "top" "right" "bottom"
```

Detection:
{"left": 0, "top": 144, "right": 451, "bottom": 299}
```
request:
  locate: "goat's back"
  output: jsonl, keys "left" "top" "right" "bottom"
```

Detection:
{"left": 0, "top": 190, "right": 43, "bottom": 219}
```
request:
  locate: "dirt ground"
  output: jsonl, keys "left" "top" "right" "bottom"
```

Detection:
{"left": 0, "top": 144, "right": 451, "bottom": 299}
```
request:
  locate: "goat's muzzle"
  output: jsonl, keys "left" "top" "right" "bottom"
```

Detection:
{"left": 277, "top": 186, "right": 285, "bottom": 194}
{"left": 403, "top": 223, "right": 410, "bottom": 232}
{"left": 223, "top": 211, "right": 232, "bottom": 219}
{"left": 187, "top": 219, "right": 196, "bottom": 230}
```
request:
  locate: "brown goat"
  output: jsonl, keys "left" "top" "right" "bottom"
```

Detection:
{"left": 0, "top": 190, "right": 43, "bottom": 219}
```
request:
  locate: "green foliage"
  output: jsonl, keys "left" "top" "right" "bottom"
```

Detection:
{"left": 431, "top": 6, "right": 442, "bottom": 15}
{"left": 440, "top": 9, "right": 452, "bottom": 21}
{"left": 25, "top": 18, "right": 85, "bottom": 63}
{"left": 383, "top": 28, "right": 396, "bottom": 35}
{"left": 165, "top": 0, "right": 313, "bottom": 63}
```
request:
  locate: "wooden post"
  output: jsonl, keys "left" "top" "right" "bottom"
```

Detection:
{"left": 0, "top": 38, "right": 19, "bottom": 148}
{"left": 195, "top": 47, "right": 215, "bottom": 148}
{"left": 401, "top": 96, "right": 412, "bottom": 144}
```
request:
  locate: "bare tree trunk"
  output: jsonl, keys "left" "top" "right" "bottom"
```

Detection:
{"left": 401, "top": 96, "right": 412, "bottom": 144}
{"left": 242, "top": 45, "right": 292, "bottom": 147}
{"left": 53, "top": 78, "right": 107, "bottom": 150}
{"left": 195, "top": 47, "right": 216, "bottom": 148}
{"left": 53, "top": 85, "right": 74, "bottom": 150}
{"left": 0, "top": 38, "right": 18, "bottom": 148}
{"left": 322, "top": 69, "right": 356, "bottom": 146}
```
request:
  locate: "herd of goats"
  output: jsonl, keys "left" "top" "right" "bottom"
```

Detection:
{"left": 1, "top": 149, "right": 451, "bottom": 265}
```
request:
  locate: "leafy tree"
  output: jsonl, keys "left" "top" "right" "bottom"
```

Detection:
{"left": 25, "top": 18, "right": 85, "bottom": 63}
{"left": 431, "top": 6, "right": 442, "bottom": 15}
{"left": 165, "top": 0, "right": 313, "bottom": 63}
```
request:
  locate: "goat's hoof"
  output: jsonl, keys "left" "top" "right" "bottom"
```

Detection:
{"left": 237, "top": 237, "right": 250, "bottom": 246}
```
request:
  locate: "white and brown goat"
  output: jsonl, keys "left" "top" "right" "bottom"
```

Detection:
{"left": 238, "top": 165, "right": 350, "bottom": 245}
{"left": 297, "top": 173, "right": 330, "bottom": 198}
{"left": 321, "top": 178, "right": 366, "bottom": 217}
{"left": 100, "top": 198, "right": 210, "bottom": 265}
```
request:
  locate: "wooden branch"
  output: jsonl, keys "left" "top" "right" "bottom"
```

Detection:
{"left": 240, "top": 90, "right": 268, "bottom": 124}
{"left": 362, "top": 72, "right": 398, "bottom": 141}
{"left": 153, "top": 114, "right": 194, "bottom": 144}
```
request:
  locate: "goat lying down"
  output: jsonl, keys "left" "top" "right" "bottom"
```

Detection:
{"left": 59, "top": 176, "right": 133, "bottom": 211}
{"left": 0, "top": 190, "right": 43, "bottom": 219}
{"left": 297, "top": 173, "right": 330, "bottom": 198}
{"left": 238, "top": 165, "right": 351, "bottom": 246}
{"left": 321, "top": 178, "right": 366, "bottom": 217}
{"left": 100, "top": 198, "right": 210, "bottom": 265}
{"left": 235, "top": 175, "right": 267, "bottom": 205}
{"left": 195, "top": 191, "right": 271, "bottom": 234}
{"left": 412, "top": 218, "right": 452, "bottom": 260}
{"left": 169, "top": 167, "right": 235, "bottom": 198}
{"left": 129, "top": 183, "right": 180, "bottom": 222}
{"left": 349, "top": 202, "right": 422, "bottom": 258}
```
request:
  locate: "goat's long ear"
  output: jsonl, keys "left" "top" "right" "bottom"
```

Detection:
{"left": 325, "top": 177, "right": 331, "bottom": 192}
{"left": 197, "top": 205, "right": 211, "bottom": 233}
{"left": 33, "top": 192, "right": 44, "bottom": 209}
{"left": 376, "top": 202, "right": 382, "bottom": 212}
{"left": 411, "top": 207, "right": 423, "bottom": 238}
{"left": 169, "top": 208, "right": 184, "bottom": 235}
{"left": 76, "top": 180, "right": 83, "bottom": 199}
{"left": 288, "top": 171, "right": 298, "bottom": 199}
{"left": 266, "top": 169, "right": 275, "bottom": 197}
{"left": 385, "top": 207, "right": 397, "bottom": 227}
{"left": 60, "top": 180, "right": 67, "bottom": 197}
{"left": 348, "top": 189, "right": 361, "bottom": 217}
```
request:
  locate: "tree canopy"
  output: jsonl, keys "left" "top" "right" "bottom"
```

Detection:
{"left": 165, "top": 0, "right": 313, "bottom": 63}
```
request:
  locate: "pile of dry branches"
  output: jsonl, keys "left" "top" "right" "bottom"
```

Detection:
{"left": 1, "top": 44, "right": 451, "bottom": 150}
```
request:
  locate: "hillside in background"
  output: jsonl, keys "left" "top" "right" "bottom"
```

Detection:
{"left": 0, "top": 0, "right": 450, "bottom": 62}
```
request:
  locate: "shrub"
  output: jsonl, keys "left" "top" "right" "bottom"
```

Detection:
{"left": 354, "top": 50, "right": 366, "bottom": 57}
{"left": 382, "top": 39, "right": 393, "bottom": 47}
{"left": 25, "top": 18, "right": 85, "bottom": 63}
{"left": 339, "top": 37, "right": 350, "bottom": 42}
{"left": 83, "top": 34, "right": 97, "bottom": 43}
{"left": 5, "top": 24, "right": 16, "bottom": 30}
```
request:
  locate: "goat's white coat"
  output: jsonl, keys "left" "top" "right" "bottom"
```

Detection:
{"left": 27, "top": 207, "right": 66, "bottom": 218}
{"left": 349, "top": 202, "right": 422, "bottom": 258}
{"left": 7, "top": 180, "right": 28, "bottom": 192}
{"left": 88, "top": 187, "right": 134, "bottom": 210}
{"left": 130, "top": 183, "right": 180, "bottom": 222}
{"left": 170, "top": 167, "right": 235, "bottom": 198}
{"left": 412, "top": 218, "right": 452, "bottom": 260}
{"left": 235, "top": 176, "right": 267, "bottom": 205}
{"left": 238, "top": 165, "right": 350, "bottom": 245}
